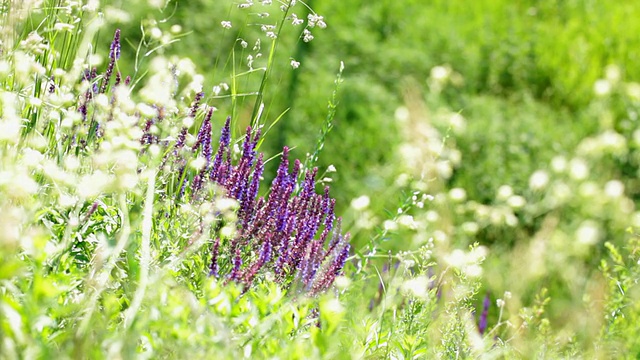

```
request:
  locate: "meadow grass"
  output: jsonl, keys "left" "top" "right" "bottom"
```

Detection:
{"left": 2, "top": 0, "right": 640, "bottom": 359}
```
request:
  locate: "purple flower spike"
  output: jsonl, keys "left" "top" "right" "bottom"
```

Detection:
{"left": 229, "top": 248, "right": 243, "bottom": 282}
{"left": 114, "top": 72, "right": 122, "bottom": 86}
{"left": 189, "top": 92, "right": 205, "bottom": 118}
{"left": 310, "top": 239, "right": 350, "bottom": 295}
{"left": 109, "top": 29, "right": 121, "bottom": 61}
{"left": 478, "top": 292, "right": 490, "bottom": 335}
{"left": 101, "top": 29, "right": 121, "bottom": 93}
{"left": 209, "top": 238, "right": 221, "bottom": 277}
{"left": 211, "top": 116, "right": 231, "bottom": 183}
{"left": 243, "top": 238, "right": 272, "bottom": 285}
{"left": 240, "top": 153, "right": 263, "bottom": 225}
{"left": 157, "top": 110, "right": 352, "bottom": 293}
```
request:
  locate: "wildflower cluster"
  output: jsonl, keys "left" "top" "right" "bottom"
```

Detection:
{"left": 175, "top": 111, "right": 351, "bottom": 294}
{"left": 50, "top": 25, "right": 350, "bottom": 297}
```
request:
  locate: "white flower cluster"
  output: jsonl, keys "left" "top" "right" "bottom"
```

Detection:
{"left": 444, "top": 245, "right": 488, "bottom": 278}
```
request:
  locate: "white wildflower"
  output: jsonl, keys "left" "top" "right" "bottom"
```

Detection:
{"left": 576, "top": 221, "right": 600, "bottom": 245}
{"left": 21, "top": 148, "right": 44, "bottom": 167}
{"left": 190, "top": 156, "right": 206, "bottom": 171}
{"left": 397, "top": 215, "right": 417, "bottom": 230}
{"left": 302, "top": 29, "right": 314, "bottom": 42}
{"left": 569, "top": 158, "right": 589, "bottom": 180}
{"left": 215, "top": 198, "right": 239, "bottom": 212}
{"left": 461, "top": 222, "right": 479, "bottom": 235}
{"left": 529, "top": 170, "right": 549, "bottom": 190}
{"left": 246, "top": 55, "right": 254, "bottom": 69}
{"left": 497, "top": 185, "right": 513, "bottom": 200}
{"left": 290, "top": 14, "right": 304, "bottom": 26}
{"left": 465, "top": 264, "right": 483, "bottom": 278}
{"left": 238, "top": 0, "right": 253, "bottom": 9}
{"left": 449, "top": 188, "right": 467, "bottom": 202}
{"left": 505, "top": 212, "right": 518, "bottom": 227}
{"left": 449, "top": 113, "right": 466, "bottom": 134}
{"left": 53, "top": 22, "right": 75, "bottom": 31}
{"left": 350, "top": 195, "right": 370, "bottom": 210}
{"left": 383, "top": 220, "right": 398, "bottom": 231}
{"left": 308, "top": 14, "right": 326, "bottom": 28}
{"left": 261, "top": 24, "right": 275, "bottom": 32}
{"left": 401, "top": 276, "right": 430, "bottom": 299}
{"left": 445, "top": 249, "right": 466, "bottom": 268}
{"left": 182, "top": 117, "right": 195, "bottom": 128}
{"left": 594, "top": 79, "right": 611, "bottom": 96}
{"left": 507, "top": 195, "right": 526, "bottom": 209}
{"left": 150, "top": 27, "right": 162, "bottom": 39}
{"left": 425, "top": 210, "right": 439, "bottom": 223}
{"left": 83, "top": 0, "right": 99, "bottom": 11}
{"left": 148, "top": 0, "right": 165, "bottom": 8}
{"left": 59, "top": 194, "right": 78, "bottom": 208}
{"left": 433, "top": 230, "right": 447, "bottom": 243}
{"left": 604, "top": 180, "right": 624, "bottom": 198}
{"left": 220, "top": 225, "right": 236, "bottom": 238}
{"left": 436, "top": 160, "right": 453, "bottom": 179}
{"left": 105, "top": 7, "right": 132, "bottom": 22}
{"left": 334, "top": 276, "right": 351, "bottom": 290}
{"left": 78, "top": 171, "right": 112, "bottom": 198}
{"left": 430, "top": 65, "right": 450, "bottom": 81}
{"left": 394, "top": 106, "right": 410, "bottom": 122}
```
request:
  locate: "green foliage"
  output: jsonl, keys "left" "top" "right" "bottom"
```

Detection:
{"left": 599, "top": 235, "right": 640, "bottom": 357}
{"left": 4, "top": 0, "right": 640, "bottom": 359}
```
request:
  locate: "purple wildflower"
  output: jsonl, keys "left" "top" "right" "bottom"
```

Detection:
{"left": 310, "top": 239, "right": 350, "bottom": 295}
{"left": 101, "top": 29, "right": 120, "bottom": 93}
{"left": 209, "top": 238, "right": 221, "bottom": 277}
{"left": 241, "top": 153, "right": 263, "bottom": 225}
{"left": 140, "top": 119, "right": 155, "bottom": 145}
{"left": 242, "top": 238, "right": 273, "bottom": 285}
{"left": 48, "top": 76, "right": 56, "bottom": 93}
{"left": 175, "top": 165, "right": 188, "bottom": 200}
{"left": 109, "top": 29, "right": 121, "bottom": 60}
{"left": 210, "top": 116, "right": 231, "bottom": 184}
{"left": 478, "top": 292, "right": 490, "bottom": 335}
{"left": 228, "top": 248, "right": 243, "bottom": 282}
{"left": 160, "top": 112, "right": 350, "bottom": 294}
{"left": 190, "top": 92, "right": 205, "bottom": 118}
{"left": 192, "top": 108, "right": 213, "bottom": 158}
{"left": 161, "top": 92, "right": 203, "bottom": 167}
{"left": 228, "top": 126, "right": 259, "bottom": 201}
{"left": 81, "top": 201, "right": 99, "bottom": 223}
